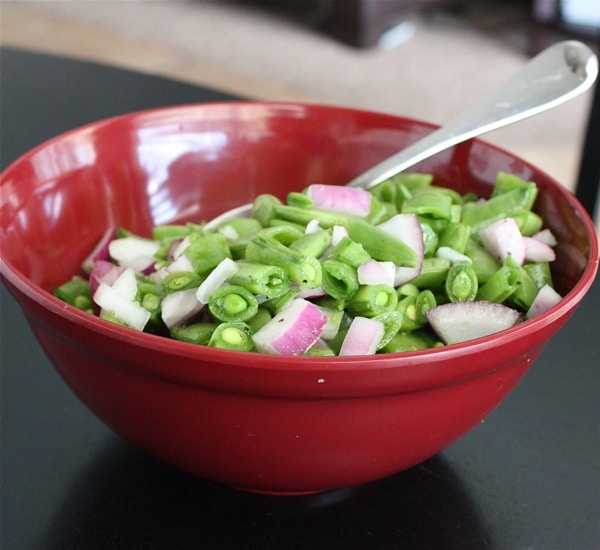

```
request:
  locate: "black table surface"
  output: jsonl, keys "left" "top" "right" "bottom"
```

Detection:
{"left": 1, "top": 47, "right": 598, "bottom": 550}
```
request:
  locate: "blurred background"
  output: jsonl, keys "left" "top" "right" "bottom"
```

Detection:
{"left": 2, "top": 0, "right": 599, "bottom": 194}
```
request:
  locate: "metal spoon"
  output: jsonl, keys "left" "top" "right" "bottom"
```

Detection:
{"left": 205, "top": 40, "right": 598, "bottom": 230}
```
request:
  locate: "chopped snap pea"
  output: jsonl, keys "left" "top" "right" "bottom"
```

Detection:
{"left": 54, "top": 170, "right": 558, "bottom": 357}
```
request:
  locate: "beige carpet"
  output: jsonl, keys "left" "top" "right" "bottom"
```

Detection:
{"left": 1, "top": 0, "right": 595, "bottom": 192}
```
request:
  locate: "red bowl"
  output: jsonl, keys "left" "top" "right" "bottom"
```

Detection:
{"left": 1, "top": 102, "right": 597, "bottom": 494}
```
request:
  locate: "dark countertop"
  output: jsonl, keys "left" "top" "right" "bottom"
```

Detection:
{"left": 1, "top": 47, "right": 598, "bottom": 550}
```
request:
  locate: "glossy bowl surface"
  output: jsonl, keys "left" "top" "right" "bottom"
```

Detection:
{"left": 1, "top": 102, "right": 597, "bottom": 494}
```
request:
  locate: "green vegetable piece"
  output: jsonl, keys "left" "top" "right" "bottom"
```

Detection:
{"left": 53, "top": 275, "right": 92, "bottom": 312}
{"left": 409, "top": 257, "right": 451, "bottom": 289}
{"left": 438, "top": 222, "right": 470, "bottom": 254}
{"left": 245, "top": 233, "right": 322, "bottom": 289}
{"left": 273, "top": 204, "right": 351, "bottom": 228}
{"left": 461, "top": 183, "right": 538, "bottom": 231}
{"left": 382, "top": 330, "right": 439, "bottom": 353}
{"left": 160, "top": 271, "right": 202, "bottom": 294}
{"left": 289, "top": 230, "right": 331, "bottom": 258}
{"left": 346, "top": 284, "right": 398, "bottom": 318}
{"left": 463, "top": 238, "right": 501, "bottom": 283}
{"left": 228, "top": 261, "right": 290, "bottom": 298}
{"left": 370, "top": 179, "right": 399, "bottom": 204}
{"left": 402, "top": 191, "right": 453, "bottom": 220}
{"left": 171, "top": 322, "right": 218, "bottom": 345}
{"left": 507, "top": 266, "right": 540, "bottom": 311}
{"left": 267, "top": 219, "right": 308, "bottom": 232}
{"left": 287, "top": 191, "right": 314, "bottom": 209}
{"left": 397, "top": 283, "right": 419, "bottom": 298}
{"left": 184, "top": 232, "right": 232, "bottom": 275}
{"left": 321, "top": 259, "right": 359, "bottom": 303}
{"left": 252, "top": 194, "right": 282, "bottom": 227}
{"left": 261, "top": 289, "right": 298, "bottom": 315}
{"left": 372, "top": 310, "right": 403, "bottom": 350}
{"left": 330, "top": 236, "right": 371, "bottom": 267}
{"left": 396, "top": 295, "right": 423, "bottom": 331}
{"left": 305, "top": 342, "right": 336, "bottom": 357}
{"left": 388, "top": 172, "right": 434, "bottom": 193}
{"left": 260, "top": 225, "right": 304, "bottom": 246}
{"left": 274, "top": 204, "right": 418, "bottom": 267}
{"left": 491, "top": 171, "right": 533, "bottom": 197}
{"left": 246, "top": 306, "right": 273, "bottom": 333}
{"left": 208, "top": 321, "right": 254, "bottom": 351}
{"left": 366, "top": 194, "right": 390, "bottom": 225}
{"left": 421, "top": 223, "right": 438, "bottom": 257}
{"left": 524, "top": 261, "right": 554, "bottom": 290}
{"left": 445, "top": 262, "right": 478, "bottom": 302}
{"left": 345, "top": 218, "right": 418, "bottom": 267}
{"left": 513, "top": 211, "right": 543, "bottom": 236}
{"left": 218, "top": 217, "right": 262, "bottom": 240}
{"left": 475, "top": 264, "right": 521, "bottom": 303}
{"left": 415, "top": 289, "right": 437, "bottom": 323}
{"left": 152, "top": 224, "right": 191, "bottom": 241}
{"left": 208, "top": 284, "right": 259, "bottom": 323}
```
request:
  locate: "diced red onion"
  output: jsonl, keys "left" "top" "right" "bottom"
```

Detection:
{"left": 111, "top": 267, "right": 138, "bottom": 301}
{"left": 479, "top": 218, "right": 525, "bottom": 265}
{"left": 305, "top": 219, "right": 323, "bottom": 234}
{"left": 426, "top": 300, "right": 520, "bottom": 345}
{"left": 171, "top": 235, "right": 191, "bottom": 260}
{"left": 108, "top": 236, "right": 161, "bottom": 273}
{"left": 339, "top": 316, "right": 384, "bottom": 356}
{"left": 357, "top": 259, "right": 396, "bottom": 286}
{"left": 90, "top": 260, "right": 125, "bottom": 296}
{"left": 531, "top": 228, "right": 557, "bottom": 247}
{"left": 331, "top": 225, "right": 349, "bottom": 246}
{"left": 196, "top": 257, "right": 238, "bottom": 304}
{"left": 314, "top": 304, "right": 343, "bottom": 340}
{"left": 526, "top": 284, "right": 562, "bottom": 319}
{"left": 81, "top": 226, "right": 116, "bottom": 274}
{"left": 377, "top": 214, "right": 424, "bottom": 285}
{"left": 93, "top": 282, "right": 150, "bottom": 331}
{"left": 161, "top": 288, "right": 204, "bottom": 329}
{"left": 167, "top": 254, "right": 195, "bottom": 274}
{"left": 251, "top": 298, "right": 327, "bottom": 355}
{"left": 305, "top": 184, "right": 371, "bottom": 217}
{"left": 218, "top": 225, "right": 239, "bottom": 241}
{"left": 523, "top": 236, "right": 556, "bottom": 263}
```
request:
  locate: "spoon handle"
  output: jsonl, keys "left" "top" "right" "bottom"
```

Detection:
{"left": 347, "top": 40, "right": 598, "bottom": 190}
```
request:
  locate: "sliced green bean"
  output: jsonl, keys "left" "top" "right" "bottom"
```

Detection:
{"left": 208, "top": 321, "right": 254, "bottom": 351}
{"left": 53, "top": 275, "right": 93, "bottom": 312}
{"left": 228, "top": 261, "right": 290, "bottom": 298}
{"left": 160, "top": 271, "right": 202, "bottom": 294}
{"left": 524, "top": 261, "right": 554, "bottom": 290}
{"left": 445, "top": 263, "right": 478, "bottom": 302}
{"left": 289, "top": 230, "right": 331, "bottom": 258}
{"left": 475, "top": 264, "right": 521, "bottom": 303}
{"left": 252, "top": 194, "right": 282, "bottom": 226}
{"left": 183, "top": 232, "right": 232, "bottom": 275}
{"left": 330, "top": 236, "right": 371, "bottom": 267}
{"left": 171, "top": 322, "right": 218, "bottom": 345}
{"left": 208, "top": 285, "right": 258, "bottom": 323}
{"left": 463, "top": 238, "right": 501, "bottom": 283}
{"left": 402, "top": 191, "right": 453, "bottom": 220}
{"left": 438, "top": 222, "right": 470, "bottom": 253}
{"left": 346, "top": 284, "right": 398, "bottom": 318}
{"left": 409, "top": 257, "right": 451, "bottom": 289}
{"left": 321, "top": 259, "right": 359, "bottom": 303}
{"left": 245, "top": 233, "right": 322, "bottom": 289}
